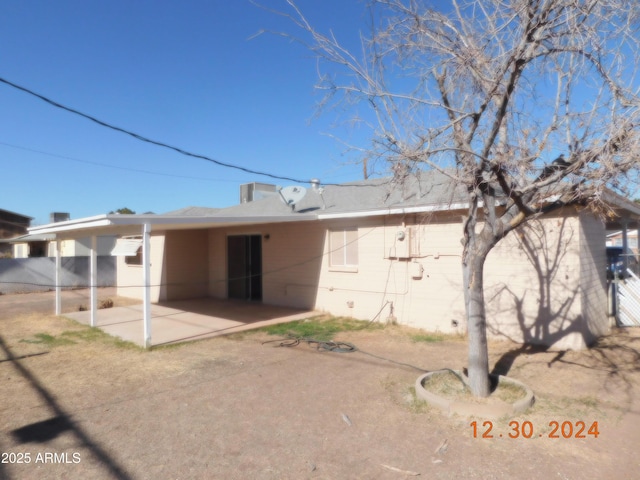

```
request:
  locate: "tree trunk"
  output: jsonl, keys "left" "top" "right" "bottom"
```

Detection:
{"left": 463, "top": 248, "right": 491, "bottom": 397}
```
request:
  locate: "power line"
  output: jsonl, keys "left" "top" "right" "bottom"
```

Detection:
{"left": 0, "top": 76, "right": 393, "bottom": 189}
{"left": 0, "top": 141, "right": 240, "bottom": 183}
{"left": 0, "top": 76, "right": 311, "bottom": 184}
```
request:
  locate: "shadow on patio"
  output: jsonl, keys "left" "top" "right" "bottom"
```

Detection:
{"left": 64, "top": 298, "right": 317, "bottom": 347}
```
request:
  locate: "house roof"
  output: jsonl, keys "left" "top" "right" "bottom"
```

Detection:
{"left": 162, "top": 206, "right": 222, "bottom": 216}
{"left": 0, "top": 233, "right": 55, "bottom": 243}
{"left": 0, "top": 208, "right": 33, "bottom": 221}
{"left": 216, "top": 171, "right": 469, "bottom": 218}
{"left": 28, "top": 171, "right": 468, "bottom": 238}
{"left": 27, "top": 170, "right": 640, "bottom": 238}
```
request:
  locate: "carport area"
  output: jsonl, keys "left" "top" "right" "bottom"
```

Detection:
{"left": 65, "top": 298, "right": 316, "bottom": 347}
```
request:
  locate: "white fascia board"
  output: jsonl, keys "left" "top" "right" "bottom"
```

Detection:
{"left": 136, "top": 214, "right": 317, "bottom": 229}
{"left": 201, "top": 214, "right": 317, "bottom": 224}
{"left": 28, "top": 213, "right": 318, "bottom": 235}
{"left": 318, "top": 202, "right": 470, "bottom": 220}
{"left": 28, "top": 215, "right": 112, "bottom": 235}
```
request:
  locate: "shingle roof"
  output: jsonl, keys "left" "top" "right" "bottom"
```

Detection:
{"left": 0, "top": 233, "right": 55, "bottom": 243}
{"left": 162, "top": 206, "right": 222, "bottom": 216}
{"left": 0, "top": 208, "right": 33, "bottom": 220}
{"left": 214, "top": 170, "right": 467, "bottom": 218}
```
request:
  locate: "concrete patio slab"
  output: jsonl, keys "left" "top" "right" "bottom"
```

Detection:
{"left": 64, "top": 298, "right": 317, "bottom": 347}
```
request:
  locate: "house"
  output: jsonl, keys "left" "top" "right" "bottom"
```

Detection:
{"left": 606, "top": 230, "right": 639, "bottom": 253}
{"left": 27, "top": 171, "right": 640, "bottom": 350}
{"left": 0, "top": 208, "right": 32, "bottom": 256}
{"left": 5, "top": 212, "right": 117, "bottom": 258}
{"left": 9, "top": 233, "right": 117, "bottom": 258}
{"left": 0, "top": 213, "right": 117, "bottom": 294}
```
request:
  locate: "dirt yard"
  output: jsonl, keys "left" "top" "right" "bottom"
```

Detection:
{"left": 1, "top": 290, "right": 639, "bottom": 479}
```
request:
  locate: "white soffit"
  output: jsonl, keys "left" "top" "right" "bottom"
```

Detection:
{"left": 111, "top": 238, "right": 142, "bottom": 256}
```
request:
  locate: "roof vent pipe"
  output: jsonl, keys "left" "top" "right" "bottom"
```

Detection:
{"left": 310, "top": 178, "right": 321, "bottom": 191}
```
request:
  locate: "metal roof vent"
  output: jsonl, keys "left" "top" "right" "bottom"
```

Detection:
{"left": 50, "top": 212, "right": 70, "bottom": 223}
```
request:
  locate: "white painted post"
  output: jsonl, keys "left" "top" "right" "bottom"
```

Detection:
{"left": 622, "top": 218, "right": 629, "bottom": 273}
{"left": 90, "top": 235, "right": 98, "bottom": 327}
{"left": 142, "top": 223, "right": 151, "bottom": 348}
{"left": 55, "top": 239, "right": 61, "bottom": 315}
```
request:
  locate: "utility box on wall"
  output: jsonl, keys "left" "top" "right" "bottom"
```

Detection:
{"left": 410, "top": 261, "right": 424, "bottom": 279}
{"left": 392, "top": 229, "right": 411, "bottom": 258}
{"left": 386, "top": 225, "right": 421, "bottom": 259}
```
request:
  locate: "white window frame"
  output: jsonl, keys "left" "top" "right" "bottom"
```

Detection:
{"left": 111, "top": 237, "right": 143, "bottom": 266}
{"left": 328, "top": 227, "right": 358, "bottom": 272}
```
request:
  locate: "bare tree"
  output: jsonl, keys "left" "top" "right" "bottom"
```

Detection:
{"left": 271, "top": 0, "right": 640, "bottom": 396}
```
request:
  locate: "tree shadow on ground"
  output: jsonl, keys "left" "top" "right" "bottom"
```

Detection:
{"left": 0, "top": 335, "right": 133, "bottom": 480}
{"left": 491, "top": 328, "right": 640, "bottom": 412}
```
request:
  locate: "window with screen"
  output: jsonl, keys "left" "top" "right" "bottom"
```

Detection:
{"left": 329, "top": 228, "right": 358, "bottom": 271}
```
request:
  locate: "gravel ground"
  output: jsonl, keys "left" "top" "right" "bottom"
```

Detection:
{"left": 1, "top": 290, "right": 639, "bottom": 479}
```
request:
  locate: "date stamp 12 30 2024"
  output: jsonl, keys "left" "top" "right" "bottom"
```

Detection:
{"left": 470, "top": 420, "right": 599, "bottom": 439}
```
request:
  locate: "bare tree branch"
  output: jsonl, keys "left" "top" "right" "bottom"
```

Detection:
{"left": 273, "top": 0, "right": 640, "bottom": 397}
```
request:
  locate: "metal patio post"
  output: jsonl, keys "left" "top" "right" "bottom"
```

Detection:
{"left": 142, "top": 223, "right": 151, "bottom": 348}
{"left": 90, "top": 235, "right": 98, "bottom": 327}
{"left": 55, "top": 239, "right": 61, "bottom": 315}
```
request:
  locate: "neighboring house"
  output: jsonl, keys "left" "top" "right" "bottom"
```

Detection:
{"left": 606, "top": 230, "right": 638, "bottom": 254}
{"left": 28, "top": 172, "right": 640, "bottom": 350}
{"left": 7, "top": 233, "right": 55, "bottom": 258}
{"left": 5, "top": 212, "right": 116, "bottom": 258}
{"left": 0, "top": 208, "right": 32, "bottom": 256}
{"left": 0, "top": 212, "right": 117, "bottom": 294}
{"left": 8, "top": 234, "right": 117, "bottom": 258}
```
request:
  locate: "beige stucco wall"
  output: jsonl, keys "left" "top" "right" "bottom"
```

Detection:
{"left": 314, "top": 210, "right": 607, "bottom": 350}
{"left": 115, "top": 208, "right": 607, "bottom": 350}
{"left": 116, "top": 233, "right": 165, "bottom": 302}
{"left": 578, "top": 211, "right": 609, "bottom": 343}
{"left": 12, "top": 243, "right": 28, "bottom": 258}
{"left": 313, "top": 215, "right": 467, "bottom": 333}
{"left": 163, "top": 229, "right": 209, "bottom": 300}
{"left": 207, "top": 221, "right": 325, "bottom": 308}
{"left": 484, "top": 214, "right": 581, "bottom": 348}
{"left": 207, "top": 228, "right": 226, "bottom": 299}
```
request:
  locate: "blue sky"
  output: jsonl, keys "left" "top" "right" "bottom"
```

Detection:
{"left": 0, "top": 0, "right": 371, "bottom": 225}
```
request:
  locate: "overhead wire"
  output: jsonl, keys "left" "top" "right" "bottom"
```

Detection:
{"left": 0, "top": 76, "right": 395, "bottom": 189}
{"left": 0, "top": 76, "right": 311, "bottom": 184}
{"left": 0, "top": 141, "right": 240, "bottom": 183}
